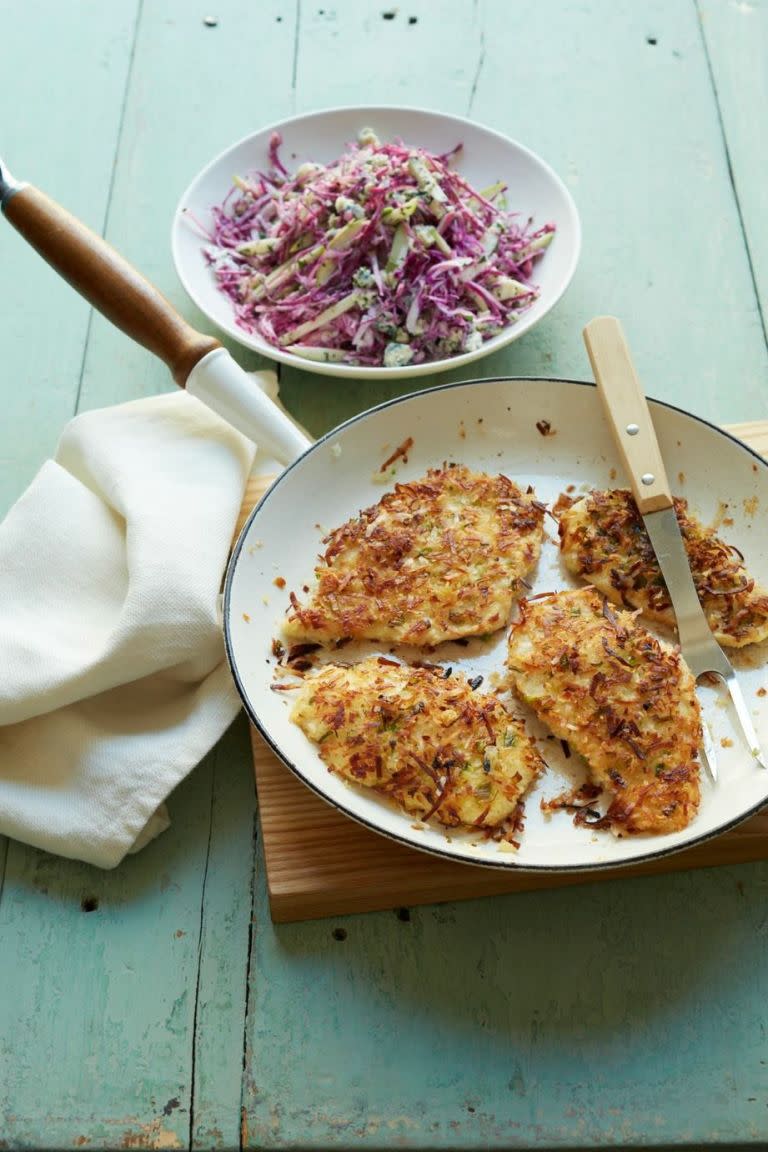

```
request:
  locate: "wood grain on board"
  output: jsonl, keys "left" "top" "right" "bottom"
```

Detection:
{"left": 251, "top": 732, "right": 768, "bottom": 924}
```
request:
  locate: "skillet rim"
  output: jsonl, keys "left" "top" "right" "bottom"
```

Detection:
{"left": 223, "top": 375, "right": 768, "bottom": 873}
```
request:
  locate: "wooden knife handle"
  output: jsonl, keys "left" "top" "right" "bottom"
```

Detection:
{"left": 3, "top": 185, "right": 220, "bottom": 387}
{"left": 583, "top": 316, "right": 673, "bottom": 514}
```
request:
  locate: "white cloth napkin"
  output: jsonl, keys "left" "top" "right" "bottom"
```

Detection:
{"left": 0, "top": 375, "right": 283, "bottom": 869}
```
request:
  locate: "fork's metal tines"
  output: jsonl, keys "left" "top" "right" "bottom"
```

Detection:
{"left": 699, "top": 720, "right": 719, "bottom": 784}
{"left": 725, "top": 673, "right": 768, "bottom": 770}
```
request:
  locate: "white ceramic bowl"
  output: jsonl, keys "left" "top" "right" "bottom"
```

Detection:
{"left": 171, "top": 106, "right": 581, "bottom": 380}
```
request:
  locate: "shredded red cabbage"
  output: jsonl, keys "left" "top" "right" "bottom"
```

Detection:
{"left": 201, "top": 128, "right": 556, "bottom": 368}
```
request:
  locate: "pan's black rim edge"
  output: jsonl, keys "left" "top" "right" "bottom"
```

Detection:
{"left": 223, "top": 375, "right": 768, "bottom": 876}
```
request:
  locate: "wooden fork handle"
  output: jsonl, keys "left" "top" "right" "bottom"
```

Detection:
{"left": 583, "top": 316, "right": 673, "bottom": 515}
{"left": 3, "top": 185, "right": 220, "bottom": 387}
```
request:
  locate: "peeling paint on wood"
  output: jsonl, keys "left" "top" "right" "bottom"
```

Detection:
{"left": 118, "top": 1119, "right": 182, "bottom": 1150}
{"left": 243, "top": 861, "right": 768, "bottom": 1147}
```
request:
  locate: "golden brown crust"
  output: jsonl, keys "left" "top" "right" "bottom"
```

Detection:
{"left": 557, "top": 489, "right": 768, "bottom": 648}
{"left": 290, "top": 656, "right": 544, "bottom": 832}
{"left": 284, "top": 465, "right": 545, "bottom": 646}
{"left": 507, "top": 587, "right": 701, "bottom": 835}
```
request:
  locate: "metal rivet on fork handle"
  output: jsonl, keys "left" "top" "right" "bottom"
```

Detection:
{"left": 641, "top": 473, "right": 655, "bottom": 486}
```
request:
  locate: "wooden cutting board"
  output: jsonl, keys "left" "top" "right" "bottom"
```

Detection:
{"left": 240, "top": 420, "right": 768, "bottom": 923}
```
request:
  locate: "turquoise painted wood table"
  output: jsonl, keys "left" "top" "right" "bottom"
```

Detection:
{"left": 1, "top": 1, "right": 767, "bottom": 1147}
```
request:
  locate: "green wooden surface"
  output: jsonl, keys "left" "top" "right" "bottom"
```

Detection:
{"left": 698, "top": 0, "right": 768, "bottom": 340}
{"left": 279, "top": 0, "right": 768, "bottom": 434}
{"left": 0, "top": 0, "right": 140, "bottom": 513}
{"left": 246, "top": 863, "right": 768, "bottom": 1149}
{"left": 1, "top": 1, "right": 767, "bottom": 1148}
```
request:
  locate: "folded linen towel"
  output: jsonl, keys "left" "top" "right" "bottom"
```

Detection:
{"left": 0, "top": 376, "right": 283, "bottom": 868}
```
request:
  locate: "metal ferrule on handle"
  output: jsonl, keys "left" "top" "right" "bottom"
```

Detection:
{"left": 187, "top": 349, "right": 312, "bottom": 464}
{"left": 0, "top": 158, "right": 28, "bottom": 209}
{"left": 0, "top": 161, "right": 313, "bottom": 453}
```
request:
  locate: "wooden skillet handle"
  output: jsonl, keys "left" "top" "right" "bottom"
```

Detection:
{"left": 583, "top": 316, "right": 673, "bottom": 515}
{"left": 3, "top": 185, "right": 220, "bottom": 387}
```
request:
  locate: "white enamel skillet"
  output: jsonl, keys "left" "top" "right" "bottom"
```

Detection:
{"left": 226, "top": 376, "right": 768, "bottom": 872}
{"left": 4, "top": 162, "right": 768, "bottom": 871}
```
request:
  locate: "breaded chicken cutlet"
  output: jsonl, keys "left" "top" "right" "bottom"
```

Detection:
{"left": 557, "top": 489, "right": 768, "bottom": 648}
{"left": 291, "top": 656, "right": 544, "bottom": 832}
{"left": 284, "top": 465, "right": 545, "bottom": 646}
{"left": 507, "top": 587, "right": 701, "bottom": 835}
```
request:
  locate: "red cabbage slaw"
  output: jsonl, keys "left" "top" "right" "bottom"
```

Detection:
{"left": 202, "top": 128, "right": 555, "bottom": 368}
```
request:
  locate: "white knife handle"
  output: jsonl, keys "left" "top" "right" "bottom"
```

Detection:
{"left": 187, "top": 348, "right": 312, "bottom": 464}
{"left": 0, "top": 172, "right": 312, "bottom": 460}
{"left": 583, "top": 316, "right": 673, "bottom": 514}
